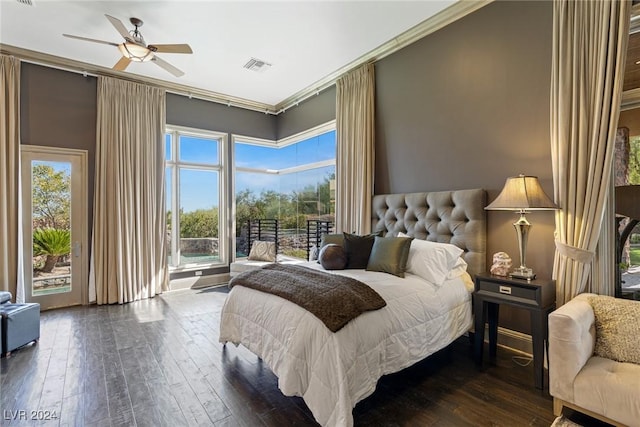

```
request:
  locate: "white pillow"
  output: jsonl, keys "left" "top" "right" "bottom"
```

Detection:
{"left": 447, "top": 257, "right": 468, "bottom": 280}
{"left": 398, "top": 232, "right": 464, "bottom": 286}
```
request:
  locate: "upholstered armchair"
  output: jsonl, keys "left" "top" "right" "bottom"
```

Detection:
{"left": 548, "top": 293, "right": 640, "bottom": 427}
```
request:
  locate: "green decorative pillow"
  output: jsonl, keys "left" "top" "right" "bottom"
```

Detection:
{"left": 366, "top": 236, "right": 413, "bottom": 277}
{"left": 248, "top": 240, "right": 276, "bottom": 262}
{"left": 589, "top": 295, "right": 640, "bottom": 365}
{"left": 320, "top": 233, "right": 344, "bottom": 248}
{"left": 343, "top": 232, "right": 379, "bottom": 269}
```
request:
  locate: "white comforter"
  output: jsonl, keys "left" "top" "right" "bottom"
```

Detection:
{"left": 219, "top": 262, "right": 473, "bottom": 427}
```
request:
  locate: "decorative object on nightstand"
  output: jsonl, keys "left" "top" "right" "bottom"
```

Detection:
{"left": 489, "top": 252, "right": 512, "bottom": 277}
{"left": 485, "top": 174, "right": 558, "bottom": 280}
{"left": 473, "top": 273, "right": 556, "bottom": 389}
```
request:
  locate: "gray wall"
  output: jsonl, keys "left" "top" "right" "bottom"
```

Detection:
{"left": 276, "top": 86, "right": 337, "bottom": 139}
{"left": 373, "top": 0, "right": 554, "bottom": 332}
{"left": 167, "top": 93, "right": 277, "bottom": 139}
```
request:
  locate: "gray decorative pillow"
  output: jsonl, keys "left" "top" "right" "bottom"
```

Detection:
{"left": 343, "top": 232, "right": 379, "bottom": 269}
{"left": 248, "top": 240, "right": 276, "bottom": 262}
{"left": 318, "top": 244, "right": 347, "bottom": 270}
{"left": 366, "top": 236, "right": 413, "bottom": 277}
{"left": 589, "top": 295, "right": 640, "bottom": 365}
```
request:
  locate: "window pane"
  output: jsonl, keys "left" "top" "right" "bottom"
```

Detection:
{"left": 31, "top": 161, "right": 72, "bottom": 296}
{"left": 166, "top": 166, "right": 173, "bottom": 266}
{"left": 234, "top": 130, "right": 336, "bottom": 260}
{"left": 179, "top": 168, "right": 219, "bottom": 264}
{"left": 236, "top": 131, "right": 336, "bottom": 171}
{"left": 179, "top": 135, "right": 219, "bottom": 165}
{"left": 296, "top": 165, "right": 336, "bottom": 218}
{"left": 620, "top": 135, "right": 640, "bottom": 293}
{"left": 236, "top": 143, "right": 287, "bottom": 169}
{"left": 286, "top": 130, "right": 337, "bottom": 166}
{"left": 165, "top": 133, "right": 172, "bottom": 161}
{"left": 318, "top": 130, "right": 337, "bottom": 162}
{"left": 279, "top": 166, "right": 335, "bottom": 258}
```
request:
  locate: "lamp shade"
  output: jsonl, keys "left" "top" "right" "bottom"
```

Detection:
{"left": 118, "top": 42, "right": 153, "bottom": 62}
{"left": 485, "top": 174, "right": 558, "bottom": 211}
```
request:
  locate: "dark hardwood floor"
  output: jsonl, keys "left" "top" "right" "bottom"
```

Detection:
{"left": 0, "top": 286, "right": 605, "bottom": 426}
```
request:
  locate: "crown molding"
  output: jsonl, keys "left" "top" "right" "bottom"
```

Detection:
{"left": 0, "top": 43, "right": 277, "bottom": 114}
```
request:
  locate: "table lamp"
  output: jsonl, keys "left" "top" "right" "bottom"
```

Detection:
{"left": 486, "top": 174, "right": 558, "bottom": 280}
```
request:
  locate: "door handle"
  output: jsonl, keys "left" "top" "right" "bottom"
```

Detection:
{"left": 73, "top": 241, "right": 81, "bottom": 257}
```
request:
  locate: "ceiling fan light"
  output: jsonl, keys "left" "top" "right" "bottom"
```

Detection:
{"left": 118, "top": 42, "right": 152, "bottom": 62}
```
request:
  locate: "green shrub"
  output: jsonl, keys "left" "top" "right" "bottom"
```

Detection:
{"left": 33, "top": 228, "right": 71, "bottom": 272}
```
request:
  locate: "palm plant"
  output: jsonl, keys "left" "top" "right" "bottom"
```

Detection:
{"left": 33, "top": 228, "right": 71, "bottom": 273}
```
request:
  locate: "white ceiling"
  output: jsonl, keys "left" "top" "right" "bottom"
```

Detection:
{"left": 0, "top": 0, "right": 458, "bottom": 109}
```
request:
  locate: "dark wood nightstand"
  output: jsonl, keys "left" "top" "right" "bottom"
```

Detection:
{"left": 473, "top": 272, "right": 556, "bottom": 389}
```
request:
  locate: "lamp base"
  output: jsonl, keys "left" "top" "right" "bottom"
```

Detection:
{"left": 510, "top": 267, "right": 536, "bottom": 280}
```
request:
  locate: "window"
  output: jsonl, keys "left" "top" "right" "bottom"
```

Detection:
{"left": 166, "top": 127, "right": 227, "bottom": 269}
{"left": 614, "top": 109, "right": 640, "bottom": 298}
{"left": 234, "top": 125, "right": 336, "bottom": 259}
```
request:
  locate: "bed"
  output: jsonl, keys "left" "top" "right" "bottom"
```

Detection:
{"left": 219, "top": 189, "right": 487, "bottom": 426}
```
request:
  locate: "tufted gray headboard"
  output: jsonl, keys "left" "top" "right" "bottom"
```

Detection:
{"left": 371, "top": 189, "right": 487, "bottom": 277}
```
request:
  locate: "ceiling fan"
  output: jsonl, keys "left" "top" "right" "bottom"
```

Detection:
{"left": 63, "top": 14, "right": 193, "bottom": 77}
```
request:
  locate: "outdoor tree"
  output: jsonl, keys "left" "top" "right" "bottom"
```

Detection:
{"left": 180, "top": 207, "right": 219, "bottom": 238}
{"left": 32, "top": 164, "right": 70, "bottom": 230}
{"left": 236, "top": 189, "right": 267, "bottom": 233}
{"left": 628, "top": 137, "right": 640, "bottom": 185}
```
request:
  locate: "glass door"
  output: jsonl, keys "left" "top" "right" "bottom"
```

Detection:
{"left": 21, "top": 146, "right": 87, "bottom": 310}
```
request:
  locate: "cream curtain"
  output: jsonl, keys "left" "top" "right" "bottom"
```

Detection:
{"left": 0, "top": 55, "right": 24, "bottom": 303}
{"left": 591, "top": 180, "right": 616, "bottom": 296}
{"left": 91, "top": 77, "right": 168, "bottom": 304}
{"left": 335, "top": 63, "right": 375, "bottom": 234}
{"left": 550, "top": 0, "right": 630, "bottom": 306}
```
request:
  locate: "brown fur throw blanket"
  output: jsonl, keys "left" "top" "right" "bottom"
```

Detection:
{"left": 229, "top": 264, "right": 386, "bottom": 332}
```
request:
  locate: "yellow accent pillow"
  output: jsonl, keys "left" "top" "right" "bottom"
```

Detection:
{"left": 589, "top": 295, "right": 640, "bottom": 365}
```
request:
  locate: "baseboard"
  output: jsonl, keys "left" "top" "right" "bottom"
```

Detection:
{"left": 494, "top": 326, "right": 533, "bottom": 356}
{"left": 472, "top": 324, "right": 533, "bottom": 356}
{"left": 169, "top": 273, "right": 230, "bottom": 291}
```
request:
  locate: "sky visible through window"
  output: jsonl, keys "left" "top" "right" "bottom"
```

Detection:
{"left": 166, "top": 133, "right": 220, "bottom": 213}
{"left": 235, "top": 130, "right": 336, "bottom": 197}
{"left": 166, "top": 130, "right": 336, "bottom": 213}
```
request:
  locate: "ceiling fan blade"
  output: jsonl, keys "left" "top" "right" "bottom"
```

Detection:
{"left": 148, "top": 44, "right": 193, "bottom": 54}
{"left": 105, "top": 14, "right": 132, "bottom": 42}
{"left": 113, "top": 56, "right": 131, "bottom": 72}
{"left": 63, "top": 34, "right": 119, "bottom": 47}
{"left": 152, "top": 56, "right": 184, "bottom": 77}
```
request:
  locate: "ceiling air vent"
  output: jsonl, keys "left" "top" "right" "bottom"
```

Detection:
{"left": 243, "top": 57, "right": 272, "bottom": 72}
{"left": 16, "top": 0, "right": 35, "bottom": 5}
